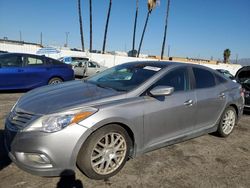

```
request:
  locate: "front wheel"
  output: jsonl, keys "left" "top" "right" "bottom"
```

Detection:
{"left": 77, "top": 124, "right": 132, "bottom": 180}
{"left": 217, "top": 106, "right": 237, "bottom": 137}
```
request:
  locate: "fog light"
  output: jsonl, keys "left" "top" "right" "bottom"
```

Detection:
{"left": 26, "top": 153, "right": 50, "bottom": 164}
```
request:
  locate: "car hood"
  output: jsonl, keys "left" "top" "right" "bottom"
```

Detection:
{"left": 16, "top": 80, "right": 124, "bottom": 115}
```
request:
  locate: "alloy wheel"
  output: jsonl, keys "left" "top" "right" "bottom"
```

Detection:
{"left": 221, "top": 109, "right": 236, "bottom": 135}
{"left": 90, "top": 132, "right": 127, "bottom": 175}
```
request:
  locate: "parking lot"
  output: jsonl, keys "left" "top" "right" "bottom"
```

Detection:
{"left": 0, "top": 92, "right": 250, "bottom": 188}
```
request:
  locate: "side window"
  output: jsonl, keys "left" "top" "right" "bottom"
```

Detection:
{"left": 193, "top": 67, "right": 215, "bottom": 89}
{"left": 88, "top": 62, "right": 97, "bottom": 68}
{"left": 25, "top": 56, "right": 44, "bottom": 66}
{"left": 47, "top": 58, "right": 63, "bottom": 65}
{"left": 0, "top": 55, "right": 22, "bottom": 67}
{"left": 153, "top": 68, "right": 190, "bottom": 92}
{"left": 214, "top": 73, "right": 227, "bottom": 84}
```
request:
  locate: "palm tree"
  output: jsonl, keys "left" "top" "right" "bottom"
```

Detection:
{"left": 223, "top": 49, "right": 231, "bottom": 63}
{"left": 137, "top": 0, "right": 158, "bottom": 57}
{"left": 131, "top": 0, "right": 139, "bottom": 57}
{"left": 89, "top": 0, "right": 93, "bottom": 52}
{"left": 161, "top": 0, "right": 170, "bottom": 60}
{"left": 78, "top": 0, "right": 85, "bottom": 51}
{"left": 102, "top": 0, "right": 112, "bottom": 54}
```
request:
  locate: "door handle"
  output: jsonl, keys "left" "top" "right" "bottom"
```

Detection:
{"left": 184, "top": 99, "right": 193, "bottom": 106}
{"left": 218, "top": 93, "right": 225, "bottom": 99}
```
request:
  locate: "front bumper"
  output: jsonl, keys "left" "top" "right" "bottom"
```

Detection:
{"left": 4, "top": 120, "right": 89, "bottom": 176}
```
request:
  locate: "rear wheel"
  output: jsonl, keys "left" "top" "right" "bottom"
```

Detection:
{"left": 48, "top": 77, "right": 63, "bottom": 85}
{"left": 217, "top": 106, "right": 237, "bottom": 137}
{"left": 77, "top": 124, "right": 132, "bottom": 180}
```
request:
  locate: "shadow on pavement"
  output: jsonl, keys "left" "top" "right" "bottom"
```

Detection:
{"left": 243, "top": 110, "right": 250, "bottom": 115}
{"left": 0, "top": 130, "right": 11, "bottom": 171}
{"left": 57, "top": 170, "right": 83, "bottom": 188}
{"left": 0, "top": 89, "right": 28, "bottom": 94}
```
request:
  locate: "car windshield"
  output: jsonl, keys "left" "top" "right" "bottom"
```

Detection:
{"left": 86, "top": 63, "right": 164, "bottom": 92}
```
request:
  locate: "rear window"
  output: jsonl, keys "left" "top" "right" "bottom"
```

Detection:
{"left": 193, "top": 67, "right": 216, "bottom": 89}
{"left": 47, "top": 58, "right": 64, "bottom": 65}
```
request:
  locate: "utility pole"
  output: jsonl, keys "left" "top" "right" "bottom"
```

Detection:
{"left": 65, "top": 32, "right": 70, "bottom": 47}
{"left": 40, "top": 32, "right": 43, "bottom": 46}
{"left": 19, "top": 31, "right": 22, "bottom": 42}
{"left": 236, "top": 53, "right": 238, "bottom": 64}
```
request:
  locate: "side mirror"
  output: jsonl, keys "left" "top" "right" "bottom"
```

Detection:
{"left": 149, "top": 86, "right": 174, "bottom": 96}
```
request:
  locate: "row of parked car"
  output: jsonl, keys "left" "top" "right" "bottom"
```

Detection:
{"left": 0, "top": 52, "right": 107, "bottom": 90}
{"left": 0, "top": 52, "right": 249, "bottom": 111}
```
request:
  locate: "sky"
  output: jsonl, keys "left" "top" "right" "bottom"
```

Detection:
{"left": 0, "top": 0, "right": 250, "bottom": 60}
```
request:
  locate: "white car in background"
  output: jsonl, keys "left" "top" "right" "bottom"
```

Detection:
{"left": 59, "top": 56, "right": 107, "bottom": 77}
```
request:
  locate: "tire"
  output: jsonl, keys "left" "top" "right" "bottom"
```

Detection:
{"left": 217, "top": 106, "right": 237, "bottom": 137}
{"left": 77, "top": 124, "right": 132, "bottom": 180}
{"left": 48, "top": 77, "right": 63, "bottom": 85}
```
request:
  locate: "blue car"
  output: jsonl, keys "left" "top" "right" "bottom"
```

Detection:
{"left": 0, "top": 53, "right": 74, "bottom": 90}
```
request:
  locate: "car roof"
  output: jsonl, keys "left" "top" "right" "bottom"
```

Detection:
{"left": 0, "top": 52, "right": 43, "bottom": 56}
{"left": 121, "top": 61, "right": 183, "bottom": 68}
{"left": 121, "top": 61, "right": 215, "bottom": 71}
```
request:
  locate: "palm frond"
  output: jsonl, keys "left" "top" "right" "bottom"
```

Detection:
{"left": 147, "top": 0, "right": 160, "bottom": 12}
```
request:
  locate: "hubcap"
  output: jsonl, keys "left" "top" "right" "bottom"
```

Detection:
{"left": 50, "top": 79, "right": 62, "bottom": 84}
{"left": 222, "top": 110, "right": 236, "bottom": 135}
{"left": 91, "top": 132, "right": 127, "bottom": 175}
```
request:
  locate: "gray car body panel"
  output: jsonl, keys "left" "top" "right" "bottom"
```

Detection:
{"left": 5, "top": 61, "right": 244, "bottom": 176}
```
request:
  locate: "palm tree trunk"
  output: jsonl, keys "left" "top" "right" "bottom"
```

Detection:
{"left": 137, "top": 11, "right": 151, "bottom": 57}
{"left": 89, "top": 0, "right": 93, "bottom": 52}
{"left": 102, "top": 0, "right": 112, "bottom": 54}
{"left": 132, "top": 0, "right": 139, "bottom": 54}
{"left": 161, "top": 0, "right": 170, "bottom": 60}
{"left": 78, "top": 0, "right": 85, "bottom": 51}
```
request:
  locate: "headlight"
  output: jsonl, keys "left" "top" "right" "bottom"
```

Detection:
{"left": 24, "top": 108, "right": 97, "bottom": 133}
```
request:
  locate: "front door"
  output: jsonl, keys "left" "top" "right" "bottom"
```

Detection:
{"left": 0, "top": 54, "right": 26, "bottom": 89}
{"left": 143, "top": 67, "right": 197, "bottom": 151}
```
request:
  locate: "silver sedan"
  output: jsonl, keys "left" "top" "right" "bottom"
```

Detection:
{"left": 72, "top": 60, "right": 107, "bottom": 77}
{"left": 4, "top": 61, "right": 244, "bottom": 180}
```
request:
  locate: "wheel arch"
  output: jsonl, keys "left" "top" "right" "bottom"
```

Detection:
{"left": 228, "top": 104, "right": 239, "bottom": 118}
{"left": 72, "top": 120, "right": 137, "bottom": 169}
{"left": 48, "top": 76, "right": 64, "bottom": 83}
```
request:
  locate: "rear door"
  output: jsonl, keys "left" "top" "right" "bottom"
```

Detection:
{"left": 21, "top": 54, "right": 48, "bottom": 87}
{"left": 192, "top": 67, "right": 227, "bottom": 130}
{"left": 0, "top": 54, "right": 26, "bottom": 89}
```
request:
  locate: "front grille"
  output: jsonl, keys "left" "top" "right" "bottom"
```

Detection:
{"left": 8, "top": 110, "right": 35, "bottom": 130}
